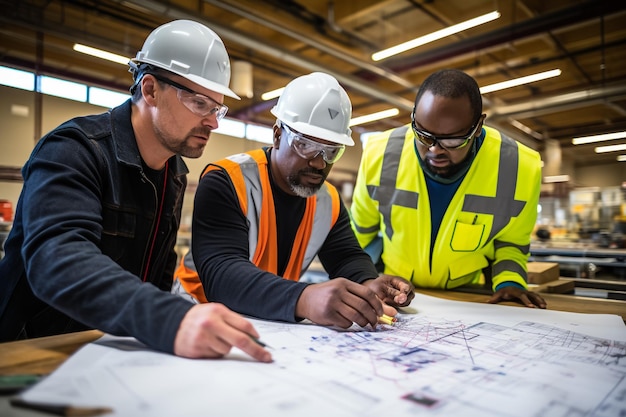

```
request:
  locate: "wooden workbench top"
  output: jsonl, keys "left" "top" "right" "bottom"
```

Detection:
{"left": 0, "top": 289, "right": 623, "bottom": 377}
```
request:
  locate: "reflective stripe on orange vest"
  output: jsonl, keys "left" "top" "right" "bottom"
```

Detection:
{"left": 173, "top": 149, "right": 341, "bottom": 303}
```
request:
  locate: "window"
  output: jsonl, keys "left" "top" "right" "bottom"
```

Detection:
{"left": 0, "top": 66, "right": 35, "bottom": 90}
{"left": 246, "top": 124, "right": 273, "bottom": 144}
{"left": 214, "top": 117, "right": 246, "bottom": 138}
{"left": 0, "top": 65, "right": 278, "bottom": 144}
{"left": 40, "top": 76, "right": 87, "bottom": 101}
{"left": 89, "top": 87, "right": 129, "bottom": 108}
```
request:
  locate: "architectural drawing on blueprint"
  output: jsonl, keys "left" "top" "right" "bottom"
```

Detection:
{"left": 19, "top": 296, "right": 626, "bottom": 417}
{"left": 250, "top": 315, "right": 626, "bottom": 417}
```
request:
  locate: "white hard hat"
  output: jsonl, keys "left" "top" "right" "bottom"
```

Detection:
{"left": 271, "top": 72, "right": 354, "bottom": 146}
{"left": 130, "top": 19, "right": 240, "bottom": 99}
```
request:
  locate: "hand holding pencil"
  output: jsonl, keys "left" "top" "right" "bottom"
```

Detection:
{"left": 378, "top": 314, "right": 398, "bottom": 326}
{"left": 174, "top": 303, "right": 272, "bottom": 363}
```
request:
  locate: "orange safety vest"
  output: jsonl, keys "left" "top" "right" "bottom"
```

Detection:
{"left": 173, "top": 149, "right": 341, "bottom": 303}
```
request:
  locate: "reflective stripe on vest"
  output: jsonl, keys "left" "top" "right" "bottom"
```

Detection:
{"left": 172, "top": 149, "right": 340, "bottom": 303}
{"left": 358, "top": 126, "right": 418, "bottom": 240}
{"left": 360, "top": 127, "right": 526, "bottom": 241}
{"left": 351, "top": 125, "right": 540, "bottom": 289}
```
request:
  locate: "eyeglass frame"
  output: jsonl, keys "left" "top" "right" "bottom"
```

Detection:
{"left": 145, "top": 72, "right": 229, "bottom": 120}
{"left": 411, "top": 111, "right": 485, "bottom": 151}
{"left": 279, "top": 121, "right": 346, "bottom": 164}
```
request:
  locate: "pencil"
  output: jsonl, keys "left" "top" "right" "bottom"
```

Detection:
{"left": 250, "top": 335, "right": 273, "bottom": 349}
{"left": 381, "top": 314, "right": 397, "bottom": 322}
{"left": 379, "top": 314, "right": 397, "bottom": 325}
{"left": 10, "top": 398, "right": 113, "bottom": 416}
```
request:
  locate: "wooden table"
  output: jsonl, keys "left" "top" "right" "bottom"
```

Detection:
{"left": 0, "top": 330, "right": 103, "bottom": 377}
{"left": 0, "top": 330, "right": 104, "bottom": 416}
{"left": 0, "top": 290, "right": 624, "bottom": 416}
{"left": 417, "top": 288, "right": 626, "bottom": 321}
{"left": 1, "top": 289, "right": 624, "bottom": 379}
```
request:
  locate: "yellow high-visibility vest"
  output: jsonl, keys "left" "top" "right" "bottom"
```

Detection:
{"left": 351, "top": 125, "right": 541, "bottom": 290}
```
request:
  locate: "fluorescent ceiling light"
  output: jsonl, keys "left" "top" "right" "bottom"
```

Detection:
{"left": 261, "top": 87, "right": 284, "bottom": 101}
{"left": 350, "top": 108, "right": 399, "bottom": 127}
{"left": 479, "top": 69, "right": 561, "bottom": 94}
{"left": 510, "top": 119, "right": 543, "bottom": 140}
{"left": 572, "top": 131, "right": 626, "bottom": 145}
{"left": 372, "top": 11, "right": 500, "bottom": 61}
{"left": 73, "top": 44, "right": 130, "bottom": 65}
{"left": 543, "top": 175, "right": 570, "bottom": 183}
{"left": 617, "top": 155, "right": 626, "bottom": 162}
{"left": 595, "top": 143, "right": 626, "bottom": 153}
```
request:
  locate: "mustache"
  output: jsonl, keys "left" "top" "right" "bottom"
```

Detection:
{"left": 426, "top": 153, "right": 449, "bottom": 160}
{"left": 299, "top": 167, "right": 325, "bottom": 176}
{"left": 189, "top": 127, "right": 213, "bottom": 137}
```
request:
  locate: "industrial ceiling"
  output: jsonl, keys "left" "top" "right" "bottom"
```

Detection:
{"left": 1, "top": 0, "right": 626, "bottom": 168}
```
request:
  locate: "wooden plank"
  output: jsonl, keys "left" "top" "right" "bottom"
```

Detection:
{"left": 529, "top": 279, "right": 576, "bottom": 294}
{"left": 527, "top": 262, "right": 560, "bottom": 284}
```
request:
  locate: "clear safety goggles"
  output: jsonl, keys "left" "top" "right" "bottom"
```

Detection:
{"left": 147, "top": 72, "right": 228, "bottom": 120}
{"left": 411, "top": 112, "right": 484, "bottom": 151}
{"left": 281, "top": 122, "right": 346, "bottom": 164}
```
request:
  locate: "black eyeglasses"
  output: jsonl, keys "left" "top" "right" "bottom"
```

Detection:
{"left": 411, "top": 112, "right": 484, "bottom": 151}
{"left": 146, "top": 72, "right": 228, "bottom": 120}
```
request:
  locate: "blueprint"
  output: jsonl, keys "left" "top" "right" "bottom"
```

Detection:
{"left": 19, "top": 293, "right": 626, "bottom": 417}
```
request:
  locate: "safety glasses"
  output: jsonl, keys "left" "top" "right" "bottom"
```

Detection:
{"left": 147, "top": 72, "right": 228, "bottom": 120}
{"left": 411, "top": 112, "right": 484, "bottom": 151}
{"left": 281, "top": 122, "right": 346, "bottom": 164}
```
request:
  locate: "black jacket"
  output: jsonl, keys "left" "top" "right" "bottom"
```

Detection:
{"left": 0, "top": 100, "right": 193, "bottom": 353}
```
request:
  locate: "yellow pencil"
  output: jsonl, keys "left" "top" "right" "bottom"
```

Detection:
{"left": 382, "top": 314, "right": 397, "bottom": 322}
{"left": 378, "top": 314, "right": 397, "bottom": 325}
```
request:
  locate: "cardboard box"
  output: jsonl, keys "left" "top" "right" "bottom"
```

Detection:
{"left": 527, "top": 262, "right": 560, "bottom": 284}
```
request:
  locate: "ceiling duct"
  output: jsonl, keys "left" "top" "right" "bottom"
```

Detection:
{"left": 115, "top": 0, "right": 415, "bottom": 111}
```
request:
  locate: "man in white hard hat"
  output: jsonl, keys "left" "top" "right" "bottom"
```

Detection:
{"left": 173, "top": 72, "right": 414, "bottom": 328}
{"left": 0, "top": 20, "right": 271, "bottom": 362}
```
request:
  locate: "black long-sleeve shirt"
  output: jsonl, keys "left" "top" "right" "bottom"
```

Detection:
{"left": 191, "top": 149, "right": 378, "bottom": 322}
{"left": 0, "top": 101, "right": 192, "bottom": 351}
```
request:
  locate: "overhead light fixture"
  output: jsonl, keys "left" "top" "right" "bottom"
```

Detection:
{"left": 261, "top": 87, "right": 284, "bottom": 101}
{"left": 617, "top": 155, "right": 626, "bottom": 162}
{"left": 73, "top": 44, "right": 130, "bottom": 65}
{"left": 479, "top": 69, "right": 562, "bottom": 94}
{"left": 350, "top": 108, "right": 399, "bottom": 127}
{"left": 543, "top": 175, "right": 570, "bottom": 183}
{"left": 595, "top": 143, "right": 626, "bottom": 153}
{"left": 572, "top": 131, "right": 626, "bottom": 145}
{"left": 510, "top": 119, "right": 543, "bottom": 140}
{"left": 372, "top": 11, "right": 500, "bottom": 61}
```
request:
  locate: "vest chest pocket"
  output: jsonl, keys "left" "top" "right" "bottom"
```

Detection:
{"left": 450, "top": 220, "right": 485, "bottom": 252}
